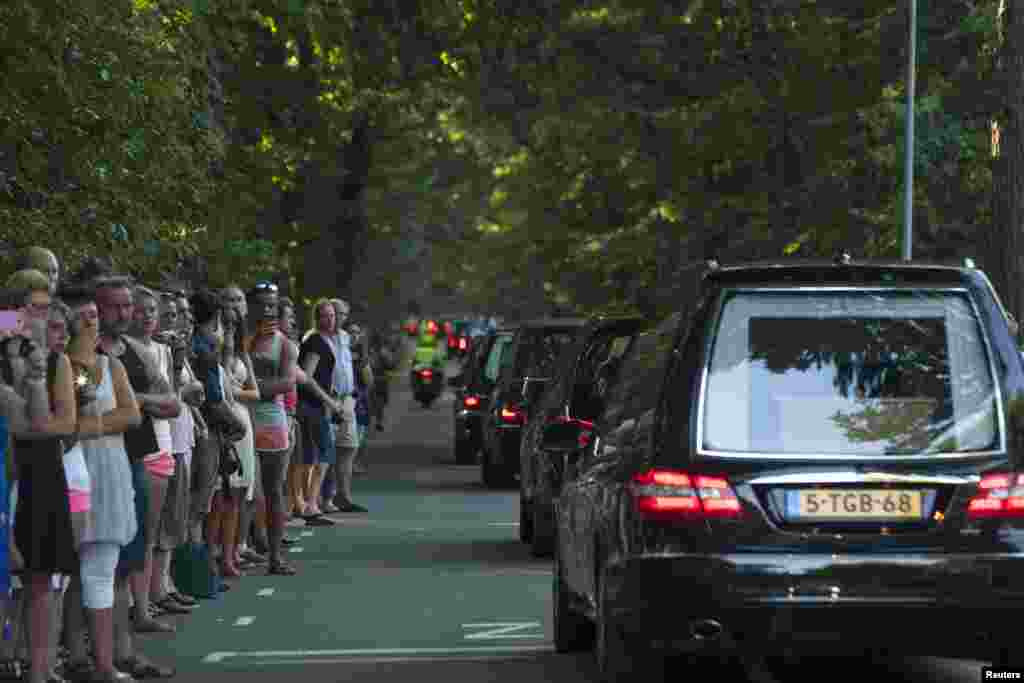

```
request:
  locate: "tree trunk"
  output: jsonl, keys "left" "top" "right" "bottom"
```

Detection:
{"left": 987, "top": 0, "right": 1024, "bottom": 326}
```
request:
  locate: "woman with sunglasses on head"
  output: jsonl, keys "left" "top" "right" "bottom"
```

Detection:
{"left": 59, "top": 281, "right": 142, "bottom": 683}
{"left": 243, "top": 283, "right": 298, "bottom": 575}
{"left": 1, "top": 270, "right": 79, "bottom": 683}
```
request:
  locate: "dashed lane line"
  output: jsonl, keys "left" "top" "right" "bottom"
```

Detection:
{"left": 234, "top": 617, "right": 255, "bottom": 626}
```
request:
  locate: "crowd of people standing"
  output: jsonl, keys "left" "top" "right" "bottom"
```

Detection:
{"left": 0, "top": 246, "right": 403, "bottom": 683}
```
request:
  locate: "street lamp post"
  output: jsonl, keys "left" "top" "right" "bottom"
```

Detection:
{"left": 902, "top": 0, "right": 917, "bottom": 261}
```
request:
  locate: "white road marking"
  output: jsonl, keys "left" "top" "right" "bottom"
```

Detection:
{"left": 463, "top": 622, "right": 543, "bottom": 640}
{"left": 487, "top": 522, "right": 519, "bottom": 527}
{"left": 222, "top": 654, "right": 546, "bottom": 665}
{"left": 257, "top": 588, "right": 274, "bottom": 597}
{"left": 288, "top": 546, "right": 304, "bottom": 553}
{"left": 203, "top": 645, "right": 554, "bottom": 664}
{"left": 234, "top": 617, "right": 255, "bottom": 626}
{"left": 300, "top": 531, "right": 314, "bottom": 537}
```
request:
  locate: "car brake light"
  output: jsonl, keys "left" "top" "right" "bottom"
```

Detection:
{"left": 427, "top": 320, "right": 438, "bottom": 334}
{"left": 630, "top": 469, "right": 742, "bottom": 520}
{"left": 463, "top": 395, "right": 480, "bottom": 409}
{"left": 500, "top": 405, "right": 524, "bottom": 425}
{"left": 967, "top": 472, "right": 1024, "bottom": 519}
{"left": 420, "top": 369, "right": 433, "bottom": 378}
{"left": 458, "top": 337, "right": 467, "bottom": 350}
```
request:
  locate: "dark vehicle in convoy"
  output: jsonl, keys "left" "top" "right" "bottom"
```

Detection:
{"left": 479, "top": 318, "right": 588, "bottom": 488}
{"left": 450, "top": 328, "right": 516, "bottom": 465}
{"left": 550, "top": 257, "right": 1024, "bottom": 679}
{"left": 519, "top": 317, "right": 647, "bottom": 556}
{"left": 410, "top": 363, "right": 444, "bottom": 407}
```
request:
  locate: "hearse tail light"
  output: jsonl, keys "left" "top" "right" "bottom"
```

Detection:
{"left": 500, "top": 405, "right": 525, "bottom": 425}
{"left": 630, "top": 470, "right": 742, "bottom": 520}
{"left": 967, "top": 472, "right": 1024, "bottom": 519}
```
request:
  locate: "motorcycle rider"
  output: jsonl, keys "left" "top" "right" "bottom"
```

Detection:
{"left": 410, "top": 318, "right": 445, "bottom": 404}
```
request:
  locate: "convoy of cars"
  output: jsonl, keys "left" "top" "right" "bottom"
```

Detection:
{"left": 477, "top": 318, "right": 588, "bottom": 488}
{"left": 450, "top": 327, "right": 516, "bottom": 465}
{"left": 439, "top": 255, "right": 1023, "bottom": 675}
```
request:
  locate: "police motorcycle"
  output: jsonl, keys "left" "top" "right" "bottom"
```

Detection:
{"left": 410, "top": 319, "right": 446, "bottom": 407}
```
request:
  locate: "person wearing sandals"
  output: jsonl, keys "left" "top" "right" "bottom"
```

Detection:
{"left": 59, "top": 280, "right": 141, "bottom": 683}
{"left": 322, "top": 299, "right": 365, "bottom": 514}
{"left": 211, "top": 308, "right": 256, "bottom": 578}
{"left": 218, "top": 289, "right": 266, "bottom": 570}
{"left": 189, "top": 290, "right": 247, "bottom": 581}
{"left": 279, "top": 299, "right": 308, "bottom": 529}
{"left": 92, "top": 270, "right": 176, "bottom": 680}
{"left": 124, "top": 287, "right": 182, "bottom": 634}
{"left": 46, "top": 298, "right": 84, "bottom": 682}
{"left": 150, "top": 294, "right": 198, "bottom": 616}
{"left": 296, "top": 301, "right": 342, "bottom": 526}
{"left": 243, "top": 283, "right": 299, "bottom": 575}
{"left": 1, "top": 270, "right": 79, "bottom": 683}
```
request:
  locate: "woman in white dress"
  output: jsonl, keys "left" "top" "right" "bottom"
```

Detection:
{"left": 60, "top": 283, "right": 143, "bottom": 683}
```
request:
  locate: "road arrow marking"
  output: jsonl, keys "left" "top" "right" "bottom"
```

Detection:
{"left": 288, "top": 546, "right": 304, "bottom": 553}
{"left": 234, "top": 617, "right": 255, "bottom": 626}
{"left": 257, "top": 588, "right": 274, "bottom": 597}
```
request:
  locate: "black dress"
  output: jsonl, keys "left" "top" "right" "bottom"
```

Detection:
{"left": 13, "top": 352, "right": 77, "bottom": 575}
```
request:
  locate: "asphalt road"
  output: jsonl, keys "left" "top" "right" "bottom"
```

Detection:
{"left": 132, "top": 361, "right": 1001, "bottom": 683}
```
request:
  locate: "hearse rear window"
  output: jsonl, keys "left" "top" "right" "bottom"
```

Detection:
{"left": 701, "top": 290, "right": 1000, "bottom": 456}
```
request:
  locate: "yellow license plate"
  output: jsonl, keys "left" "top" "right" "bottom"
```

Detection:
{"left": 797, "top": 489, "right": 923, "bottom": 519}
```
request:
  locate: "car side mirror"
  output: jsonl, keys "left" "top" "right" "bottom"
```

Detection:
{"left": 541, "top": 419, "right": 593, "bottom": 451}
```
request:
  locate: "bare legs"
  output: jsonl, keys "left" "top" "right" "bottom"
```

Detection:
{"left": 131, "top": 469, "right": 171, "bottom": 632}
{"left": 24, "top": 574, "right": 51, "bottom": 683}
{"left": 258, "top": 452, "right": 291, "bottom": 572}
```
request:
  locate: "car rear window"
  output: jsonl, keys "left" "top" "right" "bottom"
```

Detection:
{"left": 701, "top": 290, "right": 1000, "bottom": 456}
{"left": 484, "top": 335, "right": 513, "bottom": 383}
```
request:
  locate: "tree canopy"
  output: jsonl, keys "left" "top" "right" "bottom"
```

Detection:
{"left": 0, "top": 0, "right": 1013, "bottom": 324}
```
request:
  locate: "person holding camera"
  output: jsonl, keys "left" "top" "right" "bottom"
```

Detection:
{"left": 1, "top": 270, "right": 77, "bottom": 683}
{"left": 242, "top": 283, "right": 299, "bottom": 576}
